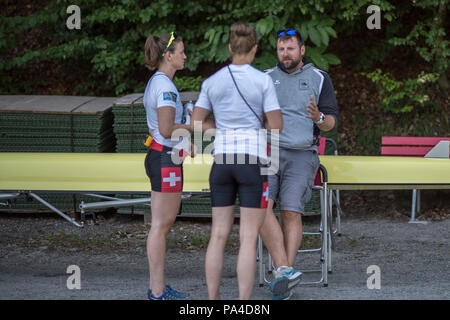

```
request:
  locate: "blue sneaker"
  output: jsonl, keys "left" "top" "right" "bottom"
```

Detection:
{"left": 272, "top": 289, "right": 293, "bottom": 300}
{"left": 148, "top": 285, "right": 191, "bottom": 300}
{"left": 269, "top": 275, "right": 289, "bottom": 296}
{"left": 166, "top": 285, "right": 191, "bottom": 299}
{"left": 274, "top": 266, "right": 302, "bottom": 289}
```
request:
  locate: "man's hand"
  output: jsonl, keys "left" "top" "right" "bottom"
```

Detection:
{"left": 305, "top": 95, "right": 335, "bottom": 132}
{"left": 305, "top": 95, "right": 320, "bottom": 123}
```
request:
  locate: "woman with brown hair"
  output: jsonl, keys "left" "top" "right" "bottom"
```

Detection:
{"left": 191, "top": 23, "right": 283, "bottom": 299}
{"left": 143, "top": 32, "right": 191, "bottom": 300}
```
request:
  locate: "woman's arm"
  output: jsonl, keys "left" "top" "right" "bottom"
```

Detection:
{"left": 190, "top": 107, "right": 215, "bottom": 132}
{"left": 157, "top": 106, "right": 191, "bottom": 139}
{"left": 264, "top": 109, "right": 283, "bottom": 132}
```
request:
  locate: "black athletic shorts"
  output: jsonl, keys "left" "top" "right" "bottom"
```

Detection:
{"left": 209, "top": 154, "right": 268, "bottom": 208}
{"left": 144, "top": 140, "right": 184, "bottom": 193}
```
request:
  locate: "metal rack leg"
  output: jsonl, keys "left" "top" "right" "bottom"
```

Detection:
{"left": 29, "top": 192, "right": 82, "bottom": 228}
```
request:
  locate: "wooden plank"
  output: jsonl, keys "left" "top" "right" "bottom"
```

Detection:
{"left": 113, "top": 94, "right": 144, "bottom": 107}
{"left": 0, "top": 95, "right": 33, "bottom": 108}
{"left": 72, "top": 97, "right": 116, "bottom": 114}
{"left": 180, "top": 92, "right": 199, "bottom": 103}
{"left": 0, "top": 95, "right": 94, "bottom": 114}
{"left": 113, "top": 92, "right": 199, "bottom": 107}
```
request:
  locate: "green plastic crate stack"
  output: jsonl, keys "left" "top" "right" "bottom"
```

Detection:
{"left": 112, "top": 192, "right": 320, "bottom": 218}
{"left": 0, "top": 95, "right": 117, "bottom": 212}
{"left": 112, "top": 94, "right": 148, "bottom": 153}
{"left": 179, "top": 192, "right": 321, "bottom": 218}
{"left": 112, "top": 92, "right": 203, "bottom": 153}
{"left": 0, "top": 96, "right": 116, "bottom": 153}
{"left": 180, "top": 196, "right": 240, "bottom": 217}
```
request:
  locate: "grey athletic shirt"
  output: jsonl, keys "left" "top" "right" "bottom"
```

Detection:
{"left": 266, "top": 61, "right": 338, "bottom": 151}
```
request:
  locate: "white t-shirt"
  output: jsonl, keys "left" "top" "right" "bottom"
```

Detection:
{"left": 195, "top": 64, "right": 280, "bottom": 158}
{"left": 143, "top": 72, "right": 184, "bottom": 148}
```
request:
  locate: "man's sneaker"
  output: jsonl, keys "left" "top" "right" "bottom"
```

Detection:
{"left": 269, "top": 275, "right": 289, "bottom": 296}
{"left": 272, "top": 289, "right": 293, "bottom": 300}
{"left": 274, "top": 266, "right": 302, "bottom": 289}
{"left": 148, "top": 285, "right": 191, "bottom": 300}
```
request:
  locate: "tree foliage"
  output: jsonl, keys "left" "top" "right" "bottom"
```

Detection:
{"left": 387, "top": 0, "right": 449, "bottom": 90}
{"left": 363, "top": 69, "right": 439, "bottom": 113}
{"left": 0, "top": 0, "right": 448, "bottom": 97}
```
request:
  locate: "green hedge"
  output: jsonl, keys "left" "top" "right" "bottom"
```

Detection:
{"left": 1, "top": 1, "right": 447, "bottom": 105}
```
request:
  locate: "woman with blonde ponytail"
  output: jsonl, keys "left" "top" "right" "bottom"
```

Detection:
{"left": 192, "top": 23, "right": 283, "bottom": 300}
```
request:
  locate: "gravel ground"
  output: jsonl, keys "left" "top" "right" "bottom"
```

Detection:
{"left": 0, "top": 211, "right": 449, "bottom": 301}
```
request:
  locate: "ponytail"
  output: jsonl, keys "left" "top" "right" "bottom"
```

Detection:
{"left": 229, "top": 23, "right": 257, "bottom": 57}
{"left": 144, "top": 33, "right": 182, "bottom": 70}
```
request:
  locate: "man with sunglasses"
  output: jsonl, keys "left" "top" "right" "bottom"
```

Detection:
{"left": 261, "top": 29, "right": 338, "bottom": 299}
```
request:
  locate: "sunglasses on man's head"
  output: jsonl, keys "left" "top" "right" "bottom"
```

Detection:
{"left": 277, "top": 29, "right": 299, "bottom": 37}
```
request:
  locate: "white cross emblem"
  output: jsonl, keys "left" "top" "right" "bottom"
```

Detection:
{"left": 262, "top": 186, "right": 269, "bottom": 201}
{"left": 163, "top": 171, "right": 181, "bottom": 187}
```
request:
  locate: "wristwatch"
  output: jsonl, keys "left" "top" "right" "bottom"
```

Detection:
{"left": 315, "top": 112, "right": 325, "bottom": 125}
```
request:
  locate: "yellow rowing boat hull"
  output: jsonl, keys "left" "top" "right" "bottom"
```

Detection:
{"left": 0, "top": 153, "right": 449, "bottom": 192}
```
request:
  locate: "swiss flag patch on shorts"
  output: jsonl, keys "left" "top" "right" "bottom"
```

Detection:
{"left": 161, "top": 167, "right": 182, "bottom": 192}
{"left": 260, "top": 181, "right": 269, "bottom": 208}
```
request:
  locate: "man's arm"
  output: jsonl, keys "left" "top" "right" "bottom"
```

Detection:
{"left": 306, "top": 71, "right": 338, "bottom": 132}
{"left": 306, "top": 95, "right": 336, "bottom": 132}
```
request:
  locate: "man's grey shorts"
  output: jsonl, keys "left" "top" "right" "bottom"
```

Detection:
{"left": 268, "top": 148, "right": 320, "bottom": 215}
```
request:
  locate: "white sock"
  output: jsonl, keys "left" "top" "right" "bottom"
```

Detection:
{"left": 276, "top": 265, "right": 289, "bottom": 272}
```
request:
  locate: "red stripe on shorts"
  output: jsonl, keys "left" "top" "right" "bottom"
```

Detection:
{"left": 260, "top": 181, "right": 269, "bottom": 209}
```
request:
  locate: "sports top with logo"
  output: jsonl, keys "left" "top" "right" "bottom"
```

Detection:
{"left": 196, "top": 64, "right": 280, "bottom": 160}
{"left": 196, "top": 64, "right": 281, "bottom": 208}
{"left": 266, "top": 61, "right": 338, "bottom": 151}
{"left": 143, "top": 72, "right": 184, "bottom": 193}
{"left": 143, "top": 72, "right": 184, "bottom": 148}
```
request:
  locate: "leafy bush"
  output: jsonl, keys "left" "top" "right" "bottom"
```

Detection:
{"left": 363, "top": 69, "right": 439, "bottom": 113}
{"left": 1, "top": 0, "right": 447, "bottom": 96}
{"left": 1, "top": 0, "right": 343, "bottom": 95}
{"left": 173, "top": 76, "right": 204, "bottom": 92}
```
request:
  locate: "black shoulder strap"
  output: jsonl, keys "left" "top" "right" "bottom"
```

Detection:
{"left": 227, "top": 65, "right": 264, "bottom": 126}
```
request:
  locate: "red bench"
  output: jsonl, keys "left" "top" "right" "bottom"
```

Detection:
{"left": 381, "top": 136, "right": 450, "bottom": 157}
{"left": 381, "top": 136, "right": 450, "bottom": 223}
